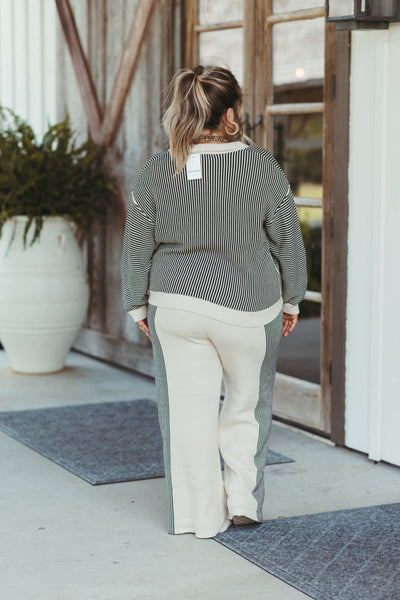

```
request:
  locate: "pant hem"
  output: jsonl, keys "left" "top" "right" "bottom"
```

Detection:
{"left": 173, "top": 518, "right": 232, "bottom": 538}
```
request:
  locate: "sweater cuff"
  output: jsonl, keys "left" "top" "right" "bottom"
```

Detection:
{"left": 128, "top": 305, "right": 148, "bottom": 322}
{"left": 282, "top": 302, "right": 299, "bottom": 315}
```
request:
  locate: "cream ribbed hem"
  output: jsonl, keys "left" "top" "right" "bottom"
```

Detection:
{"left": 282, "top": 302, "right": 299, "bottom": 315}
{"left": 148, "top": 291, "right": 283, "bottom": 327}
{"left": 128, "top": 305, "right": 148, "bottom": 322}
{"left": 189, "top": 141, "right": 248, "bottom": 154}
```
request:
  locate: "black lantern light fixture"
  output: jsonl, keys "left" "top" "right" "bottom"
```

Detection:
{"left": 326, "top": 0, "right": 400, "bottom": 30}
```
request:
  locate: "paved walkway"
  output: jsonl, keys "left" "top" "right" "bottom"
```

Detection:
{"left": 1, "top": 350, "right": 399, "bottom": 600}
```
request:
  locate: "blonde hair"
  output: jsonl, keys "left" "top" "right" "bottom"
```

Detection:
{"left": 162, "top": 65, "right": 249, "bottom": 175}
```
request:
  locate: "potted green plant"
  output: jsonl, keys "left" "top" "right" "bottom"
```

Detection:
{"left": 0, "top": 107, "right": 115, "bottom": 374}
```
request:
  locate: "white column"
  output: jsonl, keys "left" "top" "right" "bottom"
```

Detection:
{"left": 13, "top": 0, "right": 28, "bottom": 119}
{"left": 0, "top": 0, "right": 14, "bottom": 108}
{"left": 0, "top": 0, "right": 57, "bottom": 137}
{"left": 42, "top": 0, "right": 57, "bottom": 131}
{"left": 367, "top": 33, "right": 389, "bottom": 462}
{"left": 346, "top": 24, "right": 400, "bottom": 466}
{"left": 27, "top": 0, "right": 44, "bottom": 134}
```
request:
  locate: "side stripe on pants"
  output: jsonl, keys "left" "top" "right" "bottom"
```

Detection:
{"left": 147, "top": 303, "right": 175, "bottom": 534}
{"left": 147, "top": 303, "right": 283, "bottom": 537}
{"left": 253, "top": 310, "right": 283, "bottom": 521}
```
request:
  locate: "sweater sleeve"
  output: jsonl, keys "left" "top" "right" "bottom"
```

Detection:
{"left": 121, "top": 160, "right": 157, "bottom": 322}
{"left": 264, "top": 162, "right": 307, "bottom": 315}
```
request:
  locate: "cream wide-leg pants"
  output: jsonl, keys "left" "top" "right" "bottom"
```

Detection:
{"left": 147, "top": 303, "right": 283, "bottom": 539}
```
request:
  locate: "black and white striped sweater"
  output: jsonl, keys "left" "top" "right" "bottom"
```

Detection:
{"left": 121, "top": 141, "right": 307, "bottom": 327}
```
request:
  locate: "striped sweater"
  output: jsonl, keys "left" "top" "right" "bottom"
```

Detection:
{"left": 121, "top": 141, "right": 307, "bottom": 327}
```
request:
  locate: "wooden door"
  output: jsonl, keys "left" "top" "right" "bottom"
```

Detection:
{"left": 185, "top": 0, "right": 342, "bottom": 436}
{"left": 262, "top": 1, "right": 335, "bottom": 435}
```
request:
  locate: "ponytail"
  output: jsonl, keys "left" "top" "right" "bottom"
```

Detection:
{"left": 162, "top": 65, "right": 245, "bottom": 175}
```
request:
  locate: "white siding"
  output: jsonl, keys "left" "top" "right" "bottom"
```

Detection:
{"left": 346, "top": 24, "right": 400, "bottom": 466}
{"left": 0, "top": 0, "right": 57, "bottom": 136}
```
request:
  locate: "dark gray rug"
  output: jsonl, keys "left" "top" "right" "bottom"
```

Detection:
{"left": 0, "top": 399, "right": 293, "bottom": 485}
{"left": 215, "top": 503, "right": 400, "bottom": 600}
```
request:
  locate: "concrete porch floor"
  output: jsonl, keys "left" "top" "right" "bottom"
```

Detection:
{"left": 1, "top": 349, "right": 400, "bottom": 600}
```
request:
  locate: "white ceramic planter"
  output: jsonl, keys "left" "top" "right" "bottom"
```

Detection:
{"left": 0, "top": 216, "right": 89, "bottom": 374}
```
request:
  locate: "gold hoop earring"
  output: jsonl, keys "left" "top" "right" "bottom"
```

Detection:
{"left": 224, "top": 121, "right": 239, "bottom": 136}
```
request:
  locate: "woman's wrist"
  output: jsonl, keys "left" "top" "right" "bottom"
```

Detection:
{"left": 282, "top": 302, "right": 299, "bottom": 315}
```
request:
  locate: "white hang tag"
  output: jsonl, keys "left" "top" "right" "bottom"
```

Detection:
{"left": 186, "top": 153, "right": 202, "bottom": 180}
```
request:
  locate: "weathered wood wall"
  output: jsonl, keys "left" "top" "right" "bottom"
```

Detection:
{"left": 57, "top": 0, "right": 183, "bottom": 375}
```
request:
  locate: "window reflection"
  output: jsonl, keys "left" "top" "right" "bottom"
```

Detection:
{"left": 270, "top": 2, "right": 325, "bottom": 384}
{"left": 272, "top": 113, "right": 322, "bottom": 316}
{"left": 199, "top": 0, "right": 243, "bottom": 24}
{"left": 273, "top": 17, "right": 324, "bottom": 100}
{"left": 297, "top": 206, "right": 322, "bottom": 297}
{"left": 273, "top": 0, "right": 324, "bottom": 14}
{"left": 273, "top": 113, "right": 323, "bottom": 198}
{"left": 327, "top": 0, "right": 354, "bottom": 18}
{"left": 199, "top": 29, "right": 243, "bottom": 86}
{"left": 277, "top": 300, "right": 321, "bottom": 383}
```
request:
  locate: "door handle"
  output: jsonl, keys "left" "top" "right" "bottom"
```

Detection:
{"left": 243, "top": 112, "right": 263, "bottom": 138}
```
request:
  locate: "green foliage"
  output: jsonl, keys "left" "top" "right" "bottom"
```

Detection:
{"left": 0, "top": 107, "right": 116, "bottom": 246}
{"left": 290, "top": 148, "right": 322, "bottom": 187}
{"left": 299, "top": 220, "right": 322, "bottom": 318}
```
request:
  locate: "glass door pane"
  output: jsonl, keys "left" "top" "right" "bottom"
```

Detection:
{"left": 272, "top": 17, "right": 324, "bottom": 103}
{"left": 273, "top": 0, "right": 325, "bottom": 14}
{"left": 271, "top": 110, "right": 322, "bottom": 382}
{"left": 199, "top": 0, "right": 243, "bottom": 24}
{"left": 272, "top": 113, "right": 323, "bottom": 197}
{"left": 199, "top": 28, "right": 243, "bottom": 86}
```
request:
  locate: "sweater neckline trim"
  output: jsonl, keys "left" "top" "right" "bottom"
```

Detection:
{"left": 188, "top": 141, "right": 249, "bottom": 154}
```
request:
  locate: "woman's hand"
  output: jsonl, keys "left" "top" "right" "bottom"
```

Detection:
{"left": 282, "top": 313, "right": 298, "bottom": 338}
{"left": 137, "top": 318, "right": 152, "bottom": 342}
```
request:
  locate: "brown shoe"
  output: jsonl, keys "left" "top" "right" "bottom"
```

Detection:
{"left": 232, "top": 515, "right": 258, "bottom": 526}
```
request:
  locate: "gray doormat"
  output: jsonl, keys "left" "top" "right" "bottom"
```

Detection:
{"left": 214, "top": 503, "right": 400, "bottom": 600}
{"left": 0, "top": 399, "right": 293, "bottom": 485}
